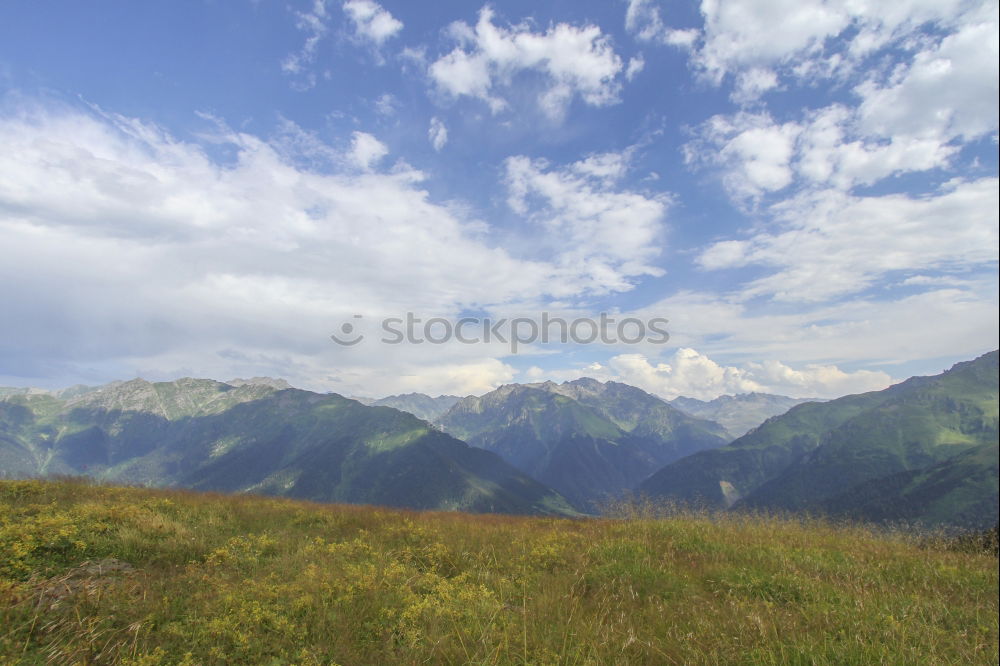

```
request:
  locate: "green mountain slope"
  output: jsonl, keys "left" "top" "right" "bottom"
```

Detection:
{"left": 639, "top": 351, "right": 999, "bottom": 528}
{"left": 670, "top": 393, "right": 821, "bottom": 438}
{"left": 818, "top": 443, "right": 999, "bottom": 529}
{"left": 637, "top": 392, "right": 888, "bottom": 508}
{"left": 0, "top": 378, "right": 575, "bottom": 516}
{"left": 436, "top": 379, "right": 728, "bottom": 511}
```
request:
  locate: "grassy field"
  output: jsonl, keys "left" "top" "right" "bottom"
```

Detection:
{"left": 1, "top": 480, "right": 996, "bottom": 664}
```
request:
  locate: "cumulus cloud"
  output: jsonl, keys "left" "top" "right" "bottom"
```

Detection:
{"left": 689, "top": 94, "right": 976, "bottom": 202}
{"left": 731, "top": 67, "right": 779, "bottom": 104}
{"left": 687, "top": 112, "right": 801, "bottom": 202}
{"left": 428, "top": 117, "right": 448, "bottom": 151}
{"left": 856, "top": 14, "right": 999, "bottom": 143}
{"left": 608, "top": 350, "right": 765, "bottom": 399}
{"left": 428, "top": 6, "right": 625, "bottom": 120}
{"left": 625, "top": 0, "right": 700, "bottom": 49}
{"left": 342, "top": 0, "right": 403, "bottom": 46}
{"left": 794, "top": 105, "right": 958, "bottom": 190}
{"left": 362, "top": 357, "right": 516, "bottom": 397}
{"left": 625, "top": 55, "right": 645, "bottom": 81}
{"left": 742, "top": 357, "right": 892, "bottom": 399}
{"left": 625, "top": 0, "right": 666, "bottom": 42}
{"left": 695, "top": 0, "right": 852, "bottom": 82}
{"left": 348, "top": 131, "right": 389, "bottom": 169}
{"left": 549, "top": 348, "right": 893, "bottom": 400}
{"left": 504, "top": 152, "right": 668, "bottom": 294}
{"left": 691, "top": 0, "right": 973, "bottom": 83}
{"left": 690, "top": 26, "right": 997, "bottom": 200}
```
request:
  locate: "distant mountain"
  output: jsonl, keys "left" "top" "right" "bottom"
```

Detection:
{"left": 670, "top": 393, "right": 820, "bottom": 439}
{"left": 226, "top": 377, "right": 293, "bottom": 390}
{"left": 360, "top": 393, "right": 462, "bottom": 422}
{"left": 0, "top": 378, "right": 575, "bottom": 516}
{"left": 638, "top": 351, "right": 999, "bottom": 529}
{"left": 436, "top": 378, "right": 728, "bottom": 511}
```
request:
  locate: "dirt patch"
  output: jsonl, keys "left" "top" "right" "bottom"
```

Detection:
{"left": 33, "top": 558, "right": 136, "bottom": 610}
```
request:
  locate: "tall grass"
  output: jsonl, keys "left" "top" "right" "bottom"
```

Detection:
{"left": 2, "top": 479, "right": 996, "bottom": 664}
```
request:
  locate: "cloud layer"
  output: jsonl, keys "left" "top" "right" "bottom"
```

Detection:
{"left": 0, "top": 101, "right": 671, "bottom": 393}
{"left": 0, "top": 0, "right": 995, "bottom": 402}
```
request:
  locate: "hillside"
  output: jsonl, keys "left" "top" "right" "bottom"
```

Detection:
{"left": 639, "top": 351, "right": 999, "bottom": 529}
{"left": 818, "top": 443, "right": 999, "bottom": 529}
{"left": 1, "top": 479, "right": 995, "bottom": 664}
{"left": 0, "top": 378, "right": 574, "bottom": 516}
{"left": 436, "top": 378, "right": 728, "bottom": 510}
{"left": 671, "top": 392, "right": 820, "bottom": 438}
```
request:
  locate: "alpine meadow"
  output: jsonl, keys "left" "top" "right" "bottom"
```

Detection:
{"left": 0, "top": 0, "right": 997, "bottom": 664}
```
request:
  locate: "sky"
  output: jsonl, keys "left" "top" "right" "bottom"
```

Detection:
{"left": 0, "top": 0, "right": 997, "bottom": 400}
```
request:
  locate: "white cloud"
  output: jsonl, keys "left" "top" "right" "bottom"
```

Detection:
{"left": 541, "top": 348, "right": 893, "bottom": 400}
{"left": 569, "top": 151, "right": 629, "bottom": 182}
{"left": 625, "top": 55, "right": 645, "bottom": 81}
{"left": 696, "top": 0, "right": 851, "bottom": 82}
{"left": 428, "top": 117, "right": 448, "bottom": 151}
{"left": 504, "top": 152, "right": 668, "bottom": 294}
{"left": 428, "top": 6, "right": 625, "bottom": 120}
{"left": 342, "top": 0, "right": 403, "bottom": 45}
{"left": 374, "top": 93, "right": 397, "bottom": 116}
{"left": 625, "top": 0, "right": 700, "bottom": 49}
{"left": 348, "top": 131, "right": 388, "bottom": 169}
{"left": 368, "top": 358, "right": 516, "bottom": 397}
{"left": 634, "top": 282, "right": 998, "bottom": 367}
{"left": 691, "top": 59, "right": 993, "bottom": 198}
{"left": 697, "top": 178, "right": 999, "bottom": 302}
{"left": 699, "top": 0, "right": 999, "bottom": 170}
{"left": 692, "top": 0, "right": 972, "bottom": 83}
{"left": 795, "top": 105, "right": 957, "bottom": 189}
{"left": 673, "top": 0, "right": 997, "bottom": 389}
{"left": 731, "top": 67, "right": 779, "bottom": 104}
{"left": 856, "top": 15, "right": 999, "bottom": 143}
{"left": 663, "top": 28, "right": 699, "bottom": 49}
{"left": 625, "top": 0, "right": 666, "bottom": 42}
{"left": 689, "top": 112, "right": 801, "bottom": 202}
{"left": 697, "top": 240, "right": 748, "bottom": 270}
{"left": 741, "top": 357, "right": 892, "bottom": 399}
{"left": 0, "top": 101, "right": 685, "bottom": 394}
{"left": 281, "top": 0, "right": 333, "bottom": 88}
{"left": 608, "top": 349, "right": 766, "bottom": 399}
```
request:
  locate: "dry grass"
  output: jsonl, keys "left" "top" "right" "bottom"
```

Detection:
{"left": 1, "top": 479, "right": 996, "bottom": 664}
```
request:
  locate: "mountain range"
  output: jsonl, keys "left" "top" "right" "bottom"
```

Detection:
{"left": 2, "top": 353, "right": 996, "bottom": 529}
{"left": 639, "top": 351, "right": 999, "bottom": 529}
{"left": 0, "top": 378, "right": 574, "bottom": 516}
{"left": 352, "top": 393, "right": 461, "bottom": 422}
{"left": 436, "top": 378, "right": 729, "bottom": 510}
{"left": 670, "top": 393, "right": 821, "bottom": 439}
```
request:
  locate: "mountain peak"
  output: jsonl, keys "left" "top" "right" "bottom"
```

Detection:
{"left": 564, "top": 377, "right": 604, "bottom": 387}
{"left": 641, "top": 350, "right": 999, "bottom": 528}
{"left": 670, "top": 392, "right": 820, "bottom": 437}
{"left": 226, "top": 377, "right": 292, "bottom": 390}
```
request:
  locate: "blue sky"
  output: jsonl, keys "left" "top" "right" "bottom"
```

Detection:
{"left": 0, "top": 0, "right": 997, "bottom": 399}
